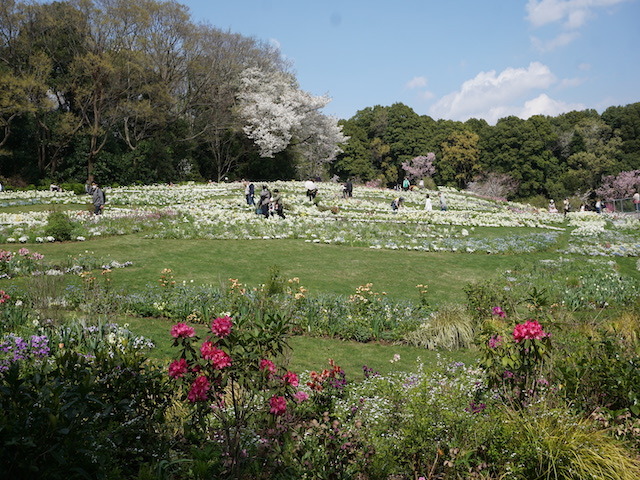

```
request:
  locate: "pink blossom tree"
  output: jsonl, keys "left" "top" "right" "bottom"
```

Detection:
{"left": 400, "top": 153, "right": 436, "bottom": 182}
{"left": 596, "top": 170, "right": 640, "bottom": 200}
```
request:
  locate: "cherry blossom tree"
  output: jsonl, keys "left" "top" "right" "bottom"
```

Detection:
{"left": 401, "top": 153, "right": 436, "bottom": 182}
{"left": 596, "top": 170, "right": 640, "bottom": 200}
{"left": 236, "top": 67, "right": 347, "bottom": 175}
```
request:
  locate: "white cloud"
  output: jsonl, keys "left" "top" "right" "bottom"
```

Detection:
{"left": 429, "top": 62, "right": 556, "bottom": 122}
{"left": 531, "top": 31, "right": 580, "bottom": 52}
{"left": 418, "top": 90, "right": 435, "bottom": 101}
{"left": 559, "top": 77, "right": 586, "bottom": 88}
{"left": 519, "top": 93, "right": 584, "bottom": 118}
{"left": 526, "top": 0, "right": 629, "bottom": 29}
{"left": 405, "top": 76, "right": 428, "bottom": 89}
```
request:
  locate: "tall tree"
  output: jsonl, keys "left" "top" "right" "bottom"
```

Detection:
{"left": 439, "top": 130, "right": 480, "bottom": 189}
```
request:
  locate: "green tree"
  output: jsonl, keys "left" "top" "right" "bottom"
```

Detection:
{"left": 439, "top": 130, "right": 480, "bottom": 188}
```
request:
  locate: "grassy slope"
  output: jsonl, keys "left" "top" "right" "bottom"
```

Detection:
{"left": 16, "top": 235, "right": 527, "bottom": 304}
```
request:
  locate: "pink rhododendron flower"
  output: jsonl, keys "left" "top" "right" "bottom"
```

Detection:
{"left": 168, "top": 358, "right": 188, "bottom": 378}
{"left": 513, "top": 320, "right": 549, "bottom": 342}
{"left": 211, "top": 315, "right": 233, "bottom": 338}
{"left": 171, "top": 322, "right": 195, "bottom": 338}
{"left": 488, "top": 335, "right": 503, "bottom": 349}
{"left": 293, "top": 391, "right": 309, "bottom": 403}
{"left": 491, "top": 306, "right": 506, "bottom": 318}
{"left": 18, "top": 248, "right": 30, "bottom": 256}
{"left": 283, "top": 371, "right": 299, "bottom": 387}
{"left": 259, "top": 358, "right": 277, "bottom": 374}
{"left": 200, "top": 341, "right": 232, "bottom": 369}
{"left": 269, "top": 395, "right": 287, "bottom": 415}
{"left": 187, "top": 375, "right": 210, "bottom": 402}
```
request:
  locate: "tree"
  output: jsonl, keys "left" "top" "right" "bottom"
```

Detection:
{"left": 439, "top": 130, "right": 480, "bottom": 189}
{"left": 401, "top": 153, "right": 435, "bottom": 182}
{"left": 596, "top": 170, "right": 640, "bottom": 200}
{"left": 466, "top": 172, "right": 519, "bottom": 200}
{"left": 236, "top": 67, "right": 347, "bottom": 177}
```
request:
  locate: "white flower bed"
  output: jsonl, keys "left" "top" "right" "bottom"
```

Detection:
{"left": 0, "top": 181, "right": 637, "bottom": 257}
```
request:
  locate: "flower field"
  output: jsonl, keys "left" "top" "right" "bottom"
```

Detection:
{"left": 1, "top": 181, "right": 639, "bottom": 479}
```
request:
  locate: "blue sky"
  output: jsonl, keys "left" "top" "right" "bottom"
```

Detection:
{"left": 183, "top": 0, "right": 639, "bottom": 123}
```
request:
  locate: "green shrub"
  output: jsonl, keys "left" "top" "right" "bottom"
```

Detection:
{"left": 0, "top": 348, "right": 172, "bottom": 479}
{"left": 43, "top": 211, "right": 75, "bottom": 242}
{"left": 60, "top": 182, "right": 86, "bottom": 195}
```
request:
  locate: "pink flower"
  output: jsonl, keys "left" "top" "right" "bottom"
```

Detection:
{"left": 18, "top": 248, "right": 30, "bottom": 256}
{"left": 293, "top": 391, "right": 309, "bottom": 403}
{"left": 283, "top": 371, "right": 299, "bottom": 387}
{"left": 200, "top": 341, "right": 232, "bottom": 369}
{"left": 492, "top": 306, "right": 506, "bottom": 318}
{"left": 168, "top": 358, "right": 188, "bottom": 378}
{"left": 187, "top": 375, "right": 210, "bottom": 402}
{"left": 171, "top": 323, "right": 195, "bottom": 338}
{"left": 488, "top": 335, "right": 503, "bottom": 349}
{"left": 211, "top": 315, "right": 233, "bottom": 338}
{"left": 513, "top": 320, "right": 549, "bottom": 343}
{"left": 0, "top": 290, "right": 10, "bottom": 304}
{"left": 259, "top": 358, "right": 277, "bottom": 374}
{"left": 269, "top": 395, "right": 287, "bottom": 415}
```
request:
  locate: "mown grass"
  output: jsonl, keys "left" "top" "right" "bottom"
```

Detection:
{"left": 124, "top": 314, "right": 478, "bottom": 380}
{"left": 9, "top": 235, "right": 544, "bottom": 304}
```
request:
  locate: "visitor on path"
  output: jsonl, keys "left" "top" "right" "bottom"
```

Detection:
{"left": 270, "top": 189, "right": 285, "bottom": 219}
{"left": 391, "top": 196, "right": 404, "bottom": 213}
{"left": 402, "top": 178, "right": 410, "bottom": 191}
{"left": 343, "top": 180, "right": 353, "bottom": 198}
{"left": 439, "top": 192, "right": 447, "bottom": 211}
{"left": 244, "top": 180, "right": 255, "bottom": 206}
{"left": 258, "top": 185, "right": 271, "bottom": 218}
{"left": 595, "top": 199, "right": 602, "bottom": 214}
{"left": 549, "top": 199, "right": 558, "bottom": 213}
{"left": 87, "top": 181, "right": 105, "bottom": 215}
{"left": 304, "top": 179, "right": 317, "bottom": 201}
{"left": 633, "top": 191, "right": 640, "bottom": 212}
{"left": 424, "top": 194, "right": 432, "bottom": 212}
{"left": 563, "top": 198, "right": 570, "bottom": 217}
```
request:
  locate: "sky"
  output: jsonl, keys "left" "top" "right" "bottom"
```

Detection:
{"left": 183, "top": 0, "right": 640, "bottom": 124}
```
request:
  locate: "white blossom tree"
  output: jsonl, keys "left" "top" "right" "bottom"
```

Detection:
{"left": 237, "top": 67, "right": 347, "bottom": 176}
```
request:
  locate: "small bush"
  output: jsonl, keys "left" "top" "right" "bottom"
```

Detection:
{"left": 43, "top": 211, "right": 75, "bottom": 242}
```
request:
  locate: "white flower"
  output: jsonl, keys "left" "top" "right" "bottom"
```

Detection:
{"left": 6, "top": 237, "right": 15, "bottom": 243}
{"left": 35, "top": 237, "right": 44, "bottom": 243}
{"left": 18, "top": 236, "right": 28, "bottom": 243}
{"left": 76, "top": 236, "right": 86, "bottom": 241}
{"left": 46, "top": 236, "right": 55, "bottom": 242}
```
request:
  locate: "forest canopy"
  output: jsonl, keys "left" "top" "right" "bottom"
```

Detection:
{"left": 1, "top": 0, "right": 639, "bottom": 202}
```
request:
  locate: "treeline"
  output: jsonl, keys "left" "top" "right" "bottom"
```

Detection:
{"left": 0, "top": 0, "right": 323, "bottom": 186}
{"left": 1, "top": 1, "right": 639, "bottom": 202}
{"left": 332, "top": 102, "right": 640, "bottom": 201}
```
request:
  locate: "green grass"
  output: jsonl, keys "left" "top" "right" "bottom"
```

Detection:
{"left": 7, "top": 235, "right": 531, "bottom": 304}
{"left": 123, "top": 314, "right": 478, "bottom": 380}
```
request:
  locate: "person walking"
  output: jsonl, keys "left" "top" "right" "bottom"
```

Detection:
{"left": 633, "top": 191, "right": 640, "bottom": 212}
{"left": 304, "top": 179, "right": 317, "bottom": 201}
{"left": 563, "top": 198, "right": 570, "bottom": 217}
{"left": 270, "top": 189, "right": 285, "bottom": 219}
{"left": 424, "top": 194, "right": 433, "bottom": 211}
{"left": 438, "top": 192, "right": 447, "bottom": 211}
{"left": 87, "top": 181, "right": 105, "bottom": 215}
{"left": 258, "top": 185, "right": 271, "bottom": 218}
{"left": 343, "top": 180, "right": 353, "bottom": 198}
{"left": 244, "top": 180, "right": 255, "bottom": 206}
